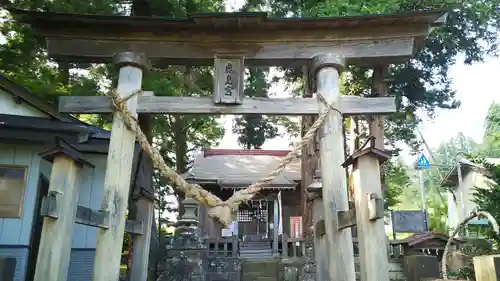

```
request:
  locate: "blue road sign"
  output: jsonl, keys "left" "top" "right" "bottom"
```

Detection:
{"left": 417, "top": 153, "right": 431, "bottom": 169}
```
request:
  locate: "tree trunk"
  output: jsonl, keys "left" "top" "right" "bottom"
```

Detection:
{"left": 369, "top": 66, "right": 388, "bottom": 194}
{"left": 300, "top": 66, "right": 317, "bottom": 237}
{"left": 348, "top": 117, "right": 360, "bottom": 201}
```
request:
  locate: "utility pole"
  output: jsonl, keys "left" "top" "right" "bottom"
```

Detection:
{"left": 418, "top": 169, "right": 427, "bottom": 211}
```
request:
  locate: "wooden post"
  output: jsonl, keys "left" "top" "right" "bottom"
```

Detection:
{"left": 312, "top": 54, "right": 356, "bottom": 281}
{"left": 343, "top": 145, "right": 390, "bottom": 281}
{"left": 130, "top": 92, "right": 155, "bottom": 281}
{"left": 130, "top": 197, "right": 154, "bottom": 281}
{"left": 308, "top": 178, "right": 328, "bottom": 281}
{"left": 474, "top": 254, "right": 500, "bottom": 281}
{"left": 93, "top": 52, "right": 148, "bottom": 281}
{"left": 369, "top": 65, "right": 392, "bottom": 256}
{"left": 34, "top": 138, "right": 93, "bottom": 281}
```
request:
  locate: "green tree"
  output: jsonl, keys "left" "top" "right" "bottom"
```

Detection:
{"left": 471, "top": 157, "right": 500, "bottom": 240}
{"left": 232, "top": 68, "right": 280, "bottom": 149}
{"left": 477, "top": 103, "right": 500, "bottom": 158}
{"left": 2, "top": 1, "right": 226, "bottom": 279}
{"left": 435, "top": 132, "right": 479, "bottom": 165}
{"left": 382, "top": 158, "right": 410, "bottom": 210}
{"left": 253, "top": 0, "right": 500, "bottom": 153}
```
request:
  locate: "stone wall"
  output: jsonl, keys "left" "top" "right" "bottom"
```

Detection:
{"left": 279, "top": 242, "right": 405, "bottom": 281}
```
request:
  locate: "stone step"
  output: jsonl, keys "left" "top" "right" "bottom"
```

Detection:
{"left": 240, "top": 242, "right": 271, "bottom": 247}
{"left": 240, "top": 244, "right": 272, "bottom": 248}
{"left": 240, "top": 251, "right": 273, "bottom": 255}
{"left": 241, "top": 254, "right": 274, "bottom": 258}
{"left": 240, "top": 253, "right": 274, "bottom": 258}
{"left": 241, "top": 259, "right": 280, "bottom": 281}
{"left": 240, "top": 246, "right": 272, "bottom": 250}
{"left": 240, "top": 248, "right": 272, "bottom": 252}
{"left": 241, "top": 259, "right": 280, "bottom": 271}
{"left": 242, "top": 275, "right": 278, "bottom": 281}
{"left": 242, "top": 271, "right": 278, "bottom": 280}
{"left": 253, "top": 277, "right": 278, "bottom": 281}
{"left": 241, "top": 249, "right": 272, "bottom": 253}
{"left": 242, "top": 271, "right": 278, "bottom": 278}
{"left": 240, "top": 243, "right": 271, "bottom": 246}
{"left": 240, "top": 248, "right": 273, "bottom": 253}
{"left": 241, "top": 251, "right": 273, "bottom": 254}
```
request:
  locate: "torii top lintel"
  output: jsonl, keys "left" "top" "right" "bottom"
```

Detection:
{"left": 8, "top": 8, "right": 446, "bottom": 67}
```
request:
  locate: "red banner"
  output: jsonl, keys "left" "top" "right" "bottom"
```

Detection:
{"left": 290, "top": 216, "right": 303, "bottom": 239}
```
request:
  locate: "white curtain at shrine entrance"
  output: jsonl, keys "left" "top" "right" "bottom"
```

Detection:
{"left": 278, "top": 191, "right": 283, "bottom": 235}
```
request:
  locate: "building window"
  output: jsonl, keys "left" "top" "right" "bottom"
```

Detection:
{"left": 237, "top": 210, "right": 252, "bottom": 222}
{"left": 0, "top": 165, "right": 28, "bottom": 218}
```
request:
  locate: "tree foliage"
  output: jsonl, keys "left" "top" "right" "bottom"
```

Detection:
{"left": 232, "top": 68, "right": 280, "bottom": 149}
{"left": 382, "top": 158, "right": 410, "bottom": 209}
{"left": 241, "top": 0, "right": 500, "bottom": 153}
{"left": 476, "top": 103, "right": 500, "bottom": 158}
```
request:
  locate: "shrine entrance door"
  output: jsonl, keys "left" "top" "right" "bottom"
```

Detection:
{"left": 237, "top": 200, "right": 270, "bottom": 241}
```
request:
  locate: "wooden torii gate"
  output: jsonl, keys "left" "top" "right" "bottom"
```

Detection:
{"left": 10, "top": 8, "right": 445, "bottom": 281}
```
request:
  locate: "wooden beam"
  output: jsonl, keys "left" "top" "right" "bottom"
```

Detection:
{"left": 40, "top": 196, "right": 144, "bottom": 235}
{"left": 59, "top": 95, "right": 396, "bottom": 116}
{"left": 9, "top": 9, "right": 445, "bottom": 67}
{"left": 313, "top": 54, "right": 356, "bottom": 281}
{"left": 473, "top": 254, "right": 500, "bottom": 281}
{"left": 315, "top": 219, "right": 326, "bottom": 236}
{"left": 316, "top": 210, "right": 357, "bottom": 234}
{"left": 92, "top": 52, "right": 146, "bottom": 281}
{"left": 337, "top": 209, "right": 357, "bottom": 230}
{"left": 44, "top": 37, "right": 416, "bottom": 66}
{"left": 33, "top": 154, "right": 82, "bottom": 281}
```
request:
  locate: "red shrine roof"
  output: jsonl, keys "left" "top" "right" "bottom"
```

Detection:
{"left": 204, "top": 149, "right": 291, "bottom": 157}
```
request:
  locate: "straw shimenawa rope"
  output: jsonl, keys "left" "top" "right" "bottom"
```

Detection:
{"left": 441, "top": 210, "right": 499, "bottom": 280}
{"left": 112, "top": 90, "right": 338, "bottom": 227}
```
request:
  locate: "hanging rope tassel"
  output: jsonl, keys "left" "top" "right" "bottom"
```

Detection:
{"left": 110, "top": 89, "right": 337, "bottom": 227}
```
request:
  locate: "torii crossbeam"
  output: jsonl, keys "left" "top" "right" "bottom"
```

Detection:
{"left": 9, "top": 8, "right": 446, "bottom": 281}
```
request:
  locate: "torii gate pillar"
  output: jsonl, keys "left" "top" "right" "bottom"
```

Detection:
{"left": 312, "top": 54, "right": 356, "bottom": 281}
{"left": 92, "top": 52, "right": 148, "bottom": 281}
